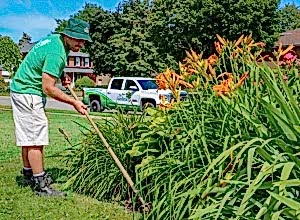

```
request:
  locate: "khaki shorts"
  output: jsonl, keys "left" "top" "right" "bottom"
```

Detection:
{"left": 11, "top": 92, "right": 48, "bottom": 146}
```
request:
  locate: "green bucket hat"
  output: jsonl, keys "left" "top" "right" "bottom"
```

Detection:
{"left": 61, "top": 18, "right": 92, "bottom": 42}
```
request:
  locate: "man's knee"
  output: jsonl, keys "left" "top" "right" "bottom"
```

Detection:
{"left": 24, "top": 146, "right": 44, "bottom": 151}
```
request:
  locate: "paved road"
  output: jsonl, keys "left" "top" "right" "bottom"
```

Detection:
{"left": 0, "top": 96, "right": 75, "bottom": 111}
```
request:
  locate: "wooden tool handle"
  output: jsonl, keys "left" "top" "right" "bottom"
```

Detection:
{"left": 66, "top": 85, "right": 145, "bottom": 205}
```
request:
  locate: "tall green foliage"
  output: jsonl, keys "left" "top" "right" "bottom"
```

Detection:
{"left": 63, "top": 36, "right": 299, "bottom": 219}
{"left": 57, "top": 0, "right": 281, "bottom": 77}
{"left": 87, "top": 9, "right": 120, "bottom": 75}
{"left": 0, "top": 75, "right": 8, "bottom": 92}
{"left": 149, "top": 0, "right": 280, "bottom": 60}
{"left": 0, "top": 35, "right": 22, "bottom": 75}
{"left": 278, "top": 3, "right": 300, "bottom": 32}
{"left": 108, "top": 0, "right": 175, "bottom": 77}
{"left": 55, "top": 3, "right": 103, "bottom": 32}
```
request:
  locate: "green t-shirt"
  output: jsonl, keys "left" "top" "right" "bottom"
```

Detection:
{"left": 10, "top": 34, "right": 69, "bottom": 97}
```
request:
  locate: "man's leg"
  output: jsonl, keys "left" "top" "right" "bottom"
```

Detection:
{"left": 22, "top": 146, "right": 31, "bottom": 168}
{"left": 21, "top": 146, "right": 34, "bottom": 185}
{"left": 21, "top": 146, "right": 44, "bottom": 185}
{"left": 27, "top": 146, "right": 44, "bottom": 174}
{"left": 27, "top": 146, "right": 66, "bottom": 197}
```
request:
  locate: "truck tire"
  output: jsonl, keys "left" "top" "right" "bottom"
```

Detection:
{"left": 90, "top": 100, "right": 101, "bottom": 112}
{"left": 142, "top": 101, "right": 155, "bottom": 110}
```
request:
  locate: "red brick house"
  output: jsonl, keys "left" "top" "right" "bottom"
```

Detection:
{"left": 20, "top": 42, "right": 111, "bottom": 87}
{"left": 64, "top": 50, "right": 94, "bottom": 87}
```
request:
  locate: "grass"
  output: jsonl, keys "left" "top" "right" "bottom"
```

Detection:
{"left": 0, "top": 109, "right": 134, "bottom": 219}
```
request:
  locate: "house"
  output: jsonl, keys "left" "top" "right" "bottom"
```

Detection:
{"left": 260, "top": 28, "right": 300, "bottom": 67}
{"left": 275, "top": 28, "right": 300, "bottom": 57}
{"left": 63, "top": 50, "right": 95, "bottom": 87}
{"left": 20, "top": 41, "right": 111, "bottom": 87}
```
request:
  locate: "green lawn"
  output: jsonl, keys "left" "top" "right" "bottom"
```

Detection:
{"left": 0, "top": 108, "right": 134, "bottom": 220}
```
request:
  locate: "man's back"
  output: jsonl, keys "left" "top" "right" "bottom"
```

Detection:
{"left": 11, "top": 34, "right": 69, "bottom": 97}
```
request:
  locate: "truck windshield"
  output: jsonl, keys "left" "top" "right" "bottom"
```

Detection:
{"left": 137, "top": 80, "right": 158, "bottom": 90}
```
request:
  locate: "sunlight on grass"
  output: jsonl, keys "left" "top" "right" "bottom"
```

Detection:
{"left": 0, "top": 110, "right": 134, "bottom": 219}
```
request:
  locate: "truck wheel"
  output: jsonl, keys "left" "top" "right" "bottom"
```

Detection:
{"left": 90, "top": 100, "right": 101, "bottom": 112}
{"left": 142, "top": 102, "right": 155, "bottom": 110}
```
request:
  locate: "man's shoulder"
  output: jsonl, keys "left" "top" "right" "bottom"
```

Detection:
{"left": 35, "top": 35, "right": 61, "bottom": 48}
{"left": 32, "top": 34, "right": 67, "bottom": 58}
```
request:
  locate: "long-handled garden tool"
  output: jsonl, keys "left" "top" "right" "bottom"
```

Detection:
{"left": 66, "top": 85, "right": 149, "bottom": 212}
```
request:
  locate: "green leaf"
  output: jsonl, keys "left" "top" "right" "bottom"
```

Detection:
{"left": 268, "top": 191, "right": 300, "bottom": 211}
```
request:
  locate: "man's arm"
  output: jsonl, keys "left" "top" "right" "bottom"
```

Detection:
{"left": 42, "top": 72, "right": 87, "bottom": 115}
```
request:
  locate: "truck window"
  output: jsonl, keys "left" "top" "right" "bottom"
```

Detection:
{"left": 124, "top": 80, "right": 139, "bottom": 90}
{"left": 110, "top": 79, "right": 123, "bottom": 90}
{"left": 137, "top": 80, "right": 158, "bottom": 90}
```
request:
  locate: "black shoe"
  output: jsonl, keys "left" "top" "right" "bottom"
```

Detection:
{"left": 21, "top": 168, "right": 33, "bottom": 186}
{"left": 33, "top": 173, "right": 66, "bottom": 197}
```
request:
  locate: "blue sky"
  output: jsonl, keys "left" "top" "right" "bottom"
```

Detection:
{"left": 0, "top": 0, "right": 299, "bottom": 43}
{"left": 0, "top": 0, "right": 121, "bottom": 42}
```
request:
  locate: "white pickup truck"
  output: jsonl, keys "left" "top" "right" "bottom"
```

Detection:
{"left": 82, "top": 77, "right": 188, "bottom": 112}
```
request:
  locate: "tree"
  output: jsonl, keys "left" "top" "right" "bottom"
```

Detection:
{"left": 278, "top": 3, "right": 300, "bottom": 32}
{"left": 55, "top": 3, "right": 105, "bottom": 54}
{"left": 18, "top": 32, "right": 32, "bottom": 48}
{"left": 149, "top": 0, "right": 280, "bottom": 60}
{"left": 54, "top": 0, "right": 281, "bottom": 77}
{"left": 86, "top": 8, "right": 120, "bottom": 75}
{"left": 106, "top": 0, "right": 175, "bottom": 77}
{"left": 87, "top": 0, "right": 176, "bottom": 77}
{"left": 55, "top": 3, "right": 104, "bottom": 32}
{"left": 0, "top": 35, "right": 22, "bottom": 75}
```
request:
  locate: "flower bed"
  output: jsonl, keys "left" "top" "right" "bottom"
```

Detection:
{"left": 63, "top": 35, "right": 300, "bottom": 219}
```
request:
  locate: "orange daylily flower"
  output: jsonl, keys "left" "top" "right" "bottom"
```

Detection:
{"left": 214, "top": 42, "right": 222, "bottom": 54}
{"left": 208, "top": 64, "right": 215, "bottom": 75}
{"left": 216, "top": 34, "right": 226, "bottom": 45}
{"left": 276, "top": 43, "right": 294, "bottom": 58}
{"left": 208, "top": 54, "right": 218, "bottom": 65}
{"left": 234, "top": 34, "right": 244, "bottom": 47}
{"left": 213, "top": 72, "right": 249, "bottom": 97}
{"left": 156, "top": 68, "right": 194, "bottom": 91}
{"left": 235, "top": 72, "right": 249, "bottom": 88}
{"left": 213, "top": 74, "right": 233, "bottom": 96}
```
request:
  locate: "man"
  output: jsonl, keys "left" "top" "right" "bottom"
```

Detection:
{"left": 10, "top": 18, "right": 92, "bottom": 196}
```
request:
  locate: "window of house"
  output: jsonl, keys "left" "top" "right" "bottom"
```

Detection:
{"left": 110, "top": 79, "right": 123, "bottom": 90}
{"left": 84, "top": 58, "right": 90, "bottom": 67}
{"left": 75, "top": 57, "right": 81, "bottom": 66}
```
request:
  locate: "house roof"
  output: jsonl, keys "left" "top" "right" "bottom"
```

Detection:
{"left": 69, "top": 51, "right": 90, "bottom": 57}
{"left": 20, "top": 42, "right": 90, "bottom": 57}
{"left": 20, "top": 42, "right": 36, "bottom": 53}
{"left": 275, "top": 28, "right": 300, "bottom": 46}
{"left": 64, "top": 67, "right": 93, "bottom": 73}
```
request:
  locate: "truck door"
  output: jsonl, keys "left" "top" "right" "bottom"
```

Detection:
{"left": 106, "top": 79, "right": 124, "bottom": 108}
{"left": 118, "top": 79, "right": 140, "bottom": 109}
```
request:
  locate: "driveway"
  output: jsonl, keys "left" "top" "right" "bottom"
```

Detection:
{"left": 0, "top": 96, "right": 75, "bottom": 111}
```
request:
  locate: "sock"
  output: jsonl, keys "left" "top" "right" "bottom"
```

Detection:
{"left": 33, "top": 172, "right": 45, "bottom": 177}
{"left": 23, "top": 167, "right": 32, "bottom": 171}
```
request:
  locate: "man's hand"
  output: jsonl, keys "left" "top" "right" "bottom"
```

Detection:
{"left": 73, "top": 100, "right": 87, "bottom": 115}
{"left": 61, "top": 73, "right": 72, "bottom": 87}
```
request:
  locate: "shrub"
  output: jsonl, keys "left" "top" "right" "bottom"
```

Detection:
{"left": 75, "top": 76, "right": 95, "bottom": 90}
{"left": 0, "top": 75, "right": 8, "bottom": 92}
{"left": 62, "top": 111, "right": 146, "bottom": 202}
